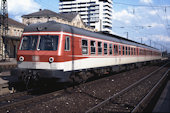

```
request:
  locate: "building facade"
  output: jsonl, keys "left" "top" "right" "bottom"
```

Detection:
{"left": 22, "top": 9, "right": 94, "bottom": 31}
{"left": 59, "top": 0, "right": 113, "bottom": 33}
{"left": 0, "top": 17, "right": 25, "bottom": 60}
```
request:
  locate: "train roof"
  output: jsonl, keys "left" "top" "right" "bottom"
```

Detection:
{"left": 24, "top": 21, "right": 159, "bottom": 51}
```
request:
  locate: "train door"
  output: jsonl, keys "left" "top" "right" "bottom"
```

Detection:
{"left": 64, "top": 35, "right": 72, "bottom": 71}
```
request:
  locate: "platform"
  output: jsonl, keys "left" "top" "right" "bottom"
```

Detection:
{"left": 0, "top": 59, "right": 17, "bottom": 73}
{"left": 153, "top": 81, "right": 170, "bottom": 112}
{"left": 0, "top": 72, "right": 10, "bottom": 95}
{"left": 0, "top": 59, "right": 17, "bottom": 95}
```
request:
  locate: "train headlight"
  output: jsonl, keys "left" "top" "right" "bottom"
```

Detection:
{"left": 49, "top": 57, "right": 54, "bottom": 63}
{"left": 19, "top": 56, "right": 24, "bottom": 62}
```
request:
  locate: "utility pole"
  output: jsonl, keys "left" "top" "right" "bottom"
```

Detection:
{"left": 125, "top": 32, "right": 128, "bottom": 39}
{"left": 124, "top": 32, "right": 128, "bottom": 39}
{"left": 140, "top": 38, "right": 143, "bottom": 44}
{"left": 0, "top": 0, "right": 8, "bottom": 61}
{"left": 149, "top": 40, "right": 151, "bottom": 47}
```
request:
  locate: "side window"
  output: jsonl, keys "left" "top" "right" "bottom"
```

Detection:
{"left": 119, "top": 45, "right": 121, "bottom": 55}
{"left": 65, "top": 36, "right": 70, "bottom": 51}
{"left": 90, "top": 40, "right": 96, "bottom": 55}
{"left": 109, "top": 44, "right": 113, "bottom": 55}
{"left": 131, "top": 47, "right": 133, "bottom": 55}
{"left": 114, "top": 45, "right": 118, "bottom": 55}
{"left": 104, "top": 43, "right": 108, "bottom": 55}
{"left": 98, "top": 41, "right": 102, "bottom": 55}
{"left": 128, "top": 47, "right": 130, "bottom": 55}
{"left": 122, "top": 46, "right": 125, "bottom": 55}
{"left": 125, "top": 46, "right": 128, "bottom": 55}
{"left": 82, "top": 39, "right": 88, "bottom": 55}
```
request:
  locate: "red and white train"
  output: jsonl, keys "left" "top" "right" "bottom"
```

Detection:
{"left": 12, "top": 21, "right": 162, "bottom": 83}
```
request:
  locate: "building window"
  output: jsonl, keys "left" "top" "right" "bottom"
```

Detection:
{"left": 104, "top": 43, "right": 107, "bottom": 55}
{"left": 109, "top": 44, "right": 113, "bottom": 55}
{"left": 65, "top": 36, "right": 70, "bottom": 51}
{"left": 82, "top": 39, "right": 88, "bottom": 55}
{"left": 119, "top": 45, "right": 121, "bottom": 55}
{"left": 114, "top": 45, "right": 118, "bottom": 55}
{"left": 98, "top": 41, "right": 102, "bottom": 55}
{"left": 90, "top": 40, "right": 96, "bottom": 54}
{"left": 134, "top": 48, "right": 136, "bottom": 55}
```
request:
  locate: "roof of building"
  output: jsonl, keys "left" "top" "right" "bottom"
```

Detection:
{"left": 8, "top": 18, "right": 26, "bottom": 28}
{"left": 22, "top": 9, "right": 79, "bottom": 22}
{"left": 0, "top": 15, "right": 26, "bottom": 28}
{"left": 24, "top": 21, "right": 158, "bottom": 51}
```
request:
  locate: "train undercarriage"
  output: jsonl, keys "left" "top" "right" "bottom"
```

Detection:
{"left": 11, "top": 60, "right": 161, "bottom": 89}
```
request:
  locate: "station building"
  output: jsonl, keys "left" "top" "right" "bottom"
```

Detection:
{"left": 0, "top": 17, "right": 25, "bottom": 60}
{"left": 22, "top": 9, "right": 94, "bottom": 31}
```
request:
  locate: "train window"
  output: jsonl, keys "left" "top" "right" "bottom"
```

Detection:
{"left": 140, "top": 49, "right": 142, "bottom": 55}
{"left": 98, "top": 42, "right": 102, "bottom": 55}
{"left": 82, "top": 39, "right": 88, "bottom": 54}
{"left": 109, "top": 44, "right": 113, "bottom": 55}
{"left": 20, "top": 35, "right": 38, "bottom": 50}
{"left": 128, "top": 47, "right": 130, "bottom": 55}
{"left": 65, "top": 36, "right": 70, "bottom": 51}
{"left": 126, "top": 46, "right": 128, "bottom": 55}
{"left": 122, "top": 46, "right": 125, "bottom": 55}
{"left": 90, "top": 40, "right": 96, "bottom": 55}
{"left": 131, "top": 48, "right": 133, "bottom": 55}
{"left": 104, "top": 43, "right": 108, "bottom": 55}
{"left": 119, "top": 45, "right": 121, "bottom": 55}
{"left": 114, "top": 45, "right": 118, "bottom": 55}
{"left": 39, "top": 35, "right": 59, "bottom": 51}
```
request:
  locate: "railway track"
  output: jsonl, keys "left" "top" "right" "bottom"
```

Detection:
{"left": 86, "top": 62, "right": 170, "bottom": 113}
{"left": 0, "top": 87, "right": 69, "bottom": 113}
{"left": 0, "top": 62, "right": 169, "bottom": 113}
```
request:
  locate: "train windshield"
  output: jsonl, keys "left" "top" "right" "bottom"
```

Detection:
{"left": 20, "top": 35, "right": 38, "bottom": 50}
{"left": 20, "top": 35, "right": 59, "bottom": 51}
{"left": 38, "top": 35, "right": 59, "bottom": 51}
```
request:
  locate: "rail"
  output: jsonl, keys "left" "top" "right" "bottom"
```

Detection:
{"left": 85, "top": 62, "right": 169, "bottom": 113}
{"left": 131, "top": 68, "right": 170, "bottom": 113}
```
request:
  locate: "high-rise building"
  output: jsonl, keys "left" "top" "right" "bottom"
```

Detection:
{"left": 59, "top": 0, "right": 113, "bottom": 33}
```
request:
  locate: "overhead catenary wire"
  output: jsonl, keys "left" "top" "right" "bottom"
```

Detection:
{"left": 113, "top": 1, "right": 170, "bottom": 8}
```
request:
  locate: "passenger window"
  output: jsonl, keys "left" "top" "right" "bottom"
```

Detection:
{"left": 90, "top": 40, "right": 96, "bottom": 55}
{"left": 128, "top": 47, "right": 130, "bottom": 55}
{"left": 122, "top": 46, "right": 125, "bottom": 55}
{"left": 119, "top": 45, "right": 121, "bottom": 55}
{"left": 131, "top": 48, "right": 133, "bottom": 55}
{"left": 104, "top": 43, "right": 107, "bottom": 55}
{"left": 82, "top": 39, "right": 88, "bottom": 55}
{"left": 114, "top": 45, "right": 118, "bottom": 55}
{"left": 98, "top": 42, "right": 102, "bottom": 55}
{"left": 65, "top": 36, "right": 70, "bottom": 51}
{"left": 109, "top": 44, "right": 113, "bottom": 55}
{"left": 125, "top": 46, "right": 128, "bottom": 55}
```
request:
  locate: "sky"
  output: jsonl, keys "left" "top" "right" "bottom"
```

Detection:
{"left": 2, "top": 0, "right": 170, "bottom": 52}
